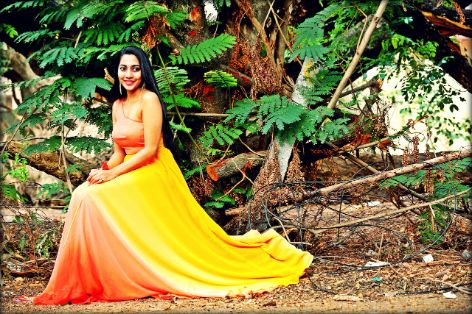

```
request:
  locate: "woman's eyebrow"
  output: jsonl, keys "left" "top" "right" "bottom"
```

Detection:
{"left": 119, "top": 64, "right": 141, "bottom": 67}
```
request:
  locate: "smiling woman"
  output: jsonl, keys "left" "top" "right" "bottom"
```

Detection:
{"left": 32, "top": 46, "right": 313, "bottom": 305}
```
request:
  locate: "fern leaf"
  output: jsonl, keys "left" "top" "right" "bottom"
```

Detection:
{"left": 66, "top": 136, "right": 111, "bottom": 154}
{"left": 23, "top": 136, "right": 62, "bottom": 155}
{"left": 170, "top": 34, "right": 235, "bottom": 65}
{"left": 290, "top": 3, "right": 345, "bottom": 62}
{"left": 73, "top": 77, "right": 112, "bottom": 99}
{"left": 124, "top": 1, "right": 168, "bottom": 22}
{"left": 225, "top": 98, "right": 256, "bottom": 124}
{"left": 169, "top": 121, "right": 192, "bottom": 134}
{"left": 39, "top": 8, "right": 68, "bottom": 24}
{"left": 201, "top": 124, "right": 242, "bottom": 147}
{"left": 154, "top": 66, "right": 190, "bottom": 95}
{"left": 21, "top": 113, "right": 47, "bottom": 130}
{"left": 165, "top": 11, "right": 188, "bottom": 29}
{"left": 15, "top": 29, "right": 55, "bottom": 43}
{"left": 1, "top": 184, "right": 23, "bottom": 202}
{"left": 1, "top": 0, "right": 46, "bottom": 13}
{"left": 164, "top": 94, "right": 200, "bottom": 110}
{"left": 38, "top": 47, "right": 81, "bottom": 68}
{"left": 260, "top": 97, "right": 305, "bottom": 134}
{"left": 204, "top": 70, "right": 237, "bottom": 88}
{"left": 64, "top": 7, "right": 83, "bottom": 30}
{"left": 118, "top": 21, "right": 145, "bottom": 43}
{"left": 51, "top": 103, "right": 88, "bottom": 124}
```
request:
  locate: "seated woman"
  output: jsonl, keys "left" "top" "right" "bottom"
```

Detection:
{"left": 33, "top": 46, "right": 313, "bottom": 305}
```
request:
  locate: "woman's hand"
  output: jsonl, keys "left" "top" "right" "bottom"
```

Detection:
{"left": 87, "top": 168, "right": 118, "bottom": 185}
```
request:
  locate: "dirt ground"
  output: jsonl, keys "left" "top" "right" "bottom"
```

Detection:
{"left": 2, "top": 251, "right": 471, "bottom": 314}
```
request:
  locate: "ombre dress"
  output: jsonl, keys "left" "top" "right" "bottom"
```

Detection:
{"left": 33, "top": 100, "right": 313, "bottom": 305}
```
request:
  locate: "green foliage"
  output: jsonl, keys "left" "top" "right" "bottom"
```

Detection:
{"left": 0, "top": 152, "right": 29, "bottom": 202}
{"left": 204, "top": 70, "right": 238, "bottom": 88}
{"left": 373, "top": 30, "right": 471, "bottom": 146}
{"left": 37, "top": 182, "right": 69, "bottom": 199}
{"left": 204, "top": 190, "right": 236, "bottom": 209}
{"left": 183, "top": 164, "right": 206, "bottom": 179}
{"left": 169, "top": 120, "right": 192, "bottom": 134}
{"left": 15, "top": 29, "right": 55, "bottom": 43}
{"left": 381, "top": 158, "right": 471, "bottom": 199}
{"left": 224, "top": 95, "right": 350, "bottom": 145}
{"left": 124, "top": 1, "right": 168, "bottom": 23}
{"left": 155, "top": 66, "right": 190, "bottom": 96}
{"left": 212, "top": 0, "right": 232, "bottom": 11}
{"left": 0, "top": 23, "right": 19, "bottom": 38}
{"left": 290, "top": 3, "right": 346, "bottom": 62}
{"left": 36, "top": 46, "right": 82, "bottom": 68}
{"left": 1, "top": 0, "right": 47, "bottom": 12}
{"left": 50, "top": 102, "right": 88, "bottom": 124}
{"left": 66, "top": 136, "right": 112, "bottom": 154}
{"left": 6, "top": 153, "right": 29, "bottom": 182}
{"left": 22, "top": 136, "right": 62, "bottom": 155}
{"left": 300, "top": 69, "right": 342, "bottom": 104}
{"left": 417, "top": 204, "right": 450, "bottom": 244}
{"left": 164, "top": 94, "right": 201, "bottom": 110}
{"left": 200, "top": 124, "right": 243, "bottom": 147}
{"left": 170, "top": 34, "right": 236, "bottom": 65}
{"left": 72, "top": 77, "right": 112, "bottom": 99}
{"left": 0, "top": 184, "right": 25, "bottom": 202}
{"left": 83, "top": 24, "right": 125, "bottom": 46}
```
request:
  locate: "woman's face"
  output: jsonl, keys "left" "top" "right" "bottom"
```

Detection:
{"left": 118, "top": 54, "right": 142, "bottom": 93}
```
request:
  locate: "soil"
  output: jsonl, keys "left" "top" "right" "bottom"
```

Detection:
{"left": 2, "top": 247, "right": 472, "bottom": 314}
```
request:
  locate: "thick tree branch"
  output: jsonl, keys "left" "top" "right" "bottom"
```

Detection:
{"left": 316, "top": 149, "right": 471, "bottom": 195}
{"left": 327, "top": 0, "right": 389, "bottom": 110}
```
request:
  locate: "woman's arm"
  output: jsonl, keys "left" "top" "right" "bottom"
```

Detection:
{"left": 106, "top": 101, "right": 126, "bottom": 168}
{"left": 88, "top": 91, "right": 163, "bottom": 184}
{"left": 87, "top": 101, "right": 125, "bottom": 183}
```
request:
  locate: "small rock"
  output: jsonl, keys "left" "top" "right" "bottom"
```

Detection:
{"left": 333, "top": 294, "right": 362, "bottom": 302}
{"left": 442, "top": 291, "right": 457, "bottom": 299}
{"left": 364, "top": 261, "right": 389, "bottom": 267}
{"left": 366, "top": 201, "right": 381, "bottom": 207}
{"left": 14, "top": 277, "right": 24, "bottom": 282}
{"left": 462, "top": 249, "right": 471, "bottom": 260}
{"left": 422, "top": 254, "right": 434, "bottom": 263}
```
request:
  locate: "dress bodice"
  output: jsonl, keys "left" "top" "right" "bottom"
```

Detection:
{"left": 111, "top": 99, "right": 145, "bottom": 155}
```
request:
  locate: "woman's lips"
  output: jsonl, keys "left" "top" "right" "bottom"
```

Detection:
{"left": 123, "top": 80, "right": 135, "bottom": 86}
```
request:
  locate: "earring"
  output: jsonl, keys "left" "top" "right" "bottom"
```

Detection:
{"left": 119, "top": 84, "right": 122, "bottom": 95}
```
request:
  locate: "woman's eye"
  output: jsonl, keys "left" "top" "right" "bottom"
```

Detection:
{"left": 132, "top": 67, "right": 140, "bottom": 72}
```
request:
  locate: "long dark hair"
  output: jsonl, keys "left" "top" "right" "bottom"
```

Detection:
{"left": 109, "top": 46, "right": 177, "bottom": 159}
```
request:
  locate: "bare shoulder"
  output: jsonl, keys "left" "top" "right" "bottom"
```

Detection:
{"left": 112, "top": 98, "right": 122, "bottom": 110}
{"left": 142, "top": 90, "right": 160, "bottom": 104}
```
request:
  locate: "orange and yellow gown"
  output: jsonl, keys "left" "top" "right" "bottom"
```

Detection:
{"left": 33, "top": 100, "right": 313, "bottom": 305}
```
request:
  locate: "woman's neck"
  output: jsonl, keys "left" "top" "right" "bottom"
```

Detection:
{"left": 126, "top": 88, "right": 144, "bottom": 103}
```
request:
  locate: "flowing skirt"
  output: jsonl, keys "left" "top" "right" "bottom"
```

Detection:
{"left": 33, "top": 145, "right": 313, "bottom": 305}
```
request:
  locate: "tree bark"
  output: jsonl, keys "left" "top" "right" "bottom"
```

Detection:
{"left": 315, "top": 149, "right": 471, "bottom": 196}
{"left": 206, "top": 151, "right": 266, "bottom": 181}
{"left": 2, "top": 141, "right": 95, "bottom": 187}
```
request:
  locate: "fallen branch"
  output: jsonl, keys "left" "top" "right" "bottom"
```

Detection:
{"left": 316, "top": 149, "right": 471, "bottom": 195}
{"left": 327, "top": 142, "right": 427, "bottom": 201}
{"left": 206, "top": 151, "right": 266, "bottom": 181}
{"left": 313, "top": 188, "right": 470, "bottom": 234}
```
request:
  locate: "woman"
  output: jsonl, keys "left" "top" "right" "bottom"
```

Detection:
{"left": 33, "top": 46, "right": 313, "bottom": 305}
